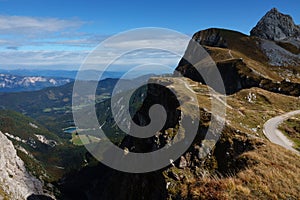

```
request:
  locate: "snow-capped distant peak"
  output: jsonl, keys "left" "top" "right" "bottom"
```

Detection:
{"left": 0, "top": 73, "right": 71, "bottom": 92}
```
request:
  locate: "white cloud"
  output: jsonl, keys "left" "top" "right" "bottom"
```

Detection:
{"left": 0, "top": 50, "right": 88, "bottom": 69}
{"left": 0, "top": 15, "right": 85, "bottom": 35}
{"left": 0, "top": 17, "right": 190, "bottom": 71}
{"left": 0, "top": 48, "right": 182, "bottom": 71}
{"left": 0, "top": 15, "right": 96, "bottom": 51}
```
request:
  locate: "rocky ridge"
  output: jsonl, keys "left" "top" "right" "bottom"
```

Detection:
{"left": 175, "top": 8, "right": 300, "bottom": 94}
{"left": 0, "top": 131, "right": 45, "bottom": 199}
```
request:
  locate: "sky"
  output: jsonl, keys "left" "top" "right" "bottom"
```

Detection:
{"left": 0, "top": 0, "right": 299, "bottom": 71}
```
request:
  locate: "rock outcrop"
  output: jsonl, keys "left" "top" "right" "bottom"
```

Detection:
{"left": 250, "top": 8, "right": 300, "bottom": 66}
{"left": 250, "top": 8, "right": 300, "bottom": 41}
{"left": 192, "top": 28, "right": 228, "bottom": 48}
{"left": 0, "top": 131, "right": 44, "bottom": 199}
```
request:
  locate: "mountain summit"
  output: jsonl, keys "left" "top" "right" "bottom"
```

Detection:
{"left": 250, "top": 8, "right": 300, "bottom": 41}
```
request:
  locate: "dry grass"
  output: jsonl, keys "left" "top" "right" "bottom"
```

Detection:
{"left": 170, "top": 141, "right": 300, "bottom": 200}
{"left": 276, "top": 41, "right": 300, "bottom": 55}
{"left": 226, "top": 87, "right": 300, "bottom": 137}
{"left": 0, "top": 187, "right": 9, "bottom": 200}
{"left": 202, "top": 28, "right": 300, "bottom": 83}
{"left": 206, "top": 46, "right": 282, "bottom": 81}
{"left": 158, "top": 77, "right": 300, "bottom": 199}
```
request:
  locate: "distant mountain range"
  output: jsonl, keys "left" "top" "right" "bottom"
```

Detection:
{"left": 0, "top": 69, "right": 152, "bottom": 92}
{"left": 0, "top": 69, "right": 125, "bottom": 80}
{"left": 0, "top": 73, "right": 71, "bottom": 92}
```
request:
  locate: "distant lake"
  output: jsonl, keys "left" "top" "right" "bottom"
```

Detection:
{"left": 63, "top": 127, "right": 77, "bottom": 134}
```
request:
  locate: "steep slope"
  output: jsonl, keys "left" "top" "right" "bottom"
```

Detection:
{"left": 58, "top": 8, "right": 300, "bottom": 200}
{"left": 0, "top": 131, "right": 45, "bottom": 199}
{"left": 251, "top": 8, "right": 300, "bottom": 41}
{"left": 58, "top": 76, "right": 300, "bottom": 200}
{"left": 0, "top": 110, "right": 87, "bottom": 184}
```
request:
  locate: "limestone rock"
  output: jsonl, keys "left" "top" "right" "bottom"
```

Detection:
{"left": 179, "top": 156, "right": 187, "bottom": 168}
{"left": 0, "top": 131, "right": 45, "bottom": 199}
{"left": 250, "top": 8, "right": 300, "bottom": 41}
{"left": 193, "top": 28, "right": 228, "bottom": 48}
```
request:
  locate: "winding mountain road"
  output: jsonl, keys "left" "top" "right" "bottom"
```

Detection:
{"left": 263, "top": 110, "right": 300, "bottom": 153}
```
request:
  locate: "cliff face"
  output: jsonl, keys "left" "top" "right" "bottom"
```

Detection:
{"left": 250, "top": 8, "right": 300, "bottom": 67}
{"left": 0, "top": 131, "right": 44, "bottom": 199}
{"left": 176, "top": 45, "right": 300, "bottom": 96}
{"left": 193, "top": 28, "right": 228, "bottom": 48}
{"left": 250, "top": 8, "right": 300, "bottom": 41}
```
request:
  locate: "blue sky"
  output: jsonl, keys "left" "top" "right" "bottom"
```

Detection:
{"left": 0, "top": 0, "right": 299, "bottom": 70}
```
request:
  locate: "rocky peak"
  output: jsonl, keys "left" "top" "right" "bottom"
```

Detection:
{"left": 250, "top": 8, "right": 300, "bottom": 41}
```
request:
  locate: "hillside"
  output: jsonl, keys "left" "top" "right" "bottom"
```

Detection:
{"left": 0, "top": 109, "right": 88, "bottom": 185}
{"left": 175, "top": 27, "right": 300, "bottom": 95}
{"left": 0, "top": 79, "right": 118, "bottom": 136}
{"left": 58, "top": 8, "right": 300, "bottom": 200}
{"left": 0, "top": 131, "right": 46, "bottom": 199}
{"left": 0, "top": 76, "right": 152, "bottom": 136}
{"left": 59, "top": 77, "right": 300, "bottom": 200}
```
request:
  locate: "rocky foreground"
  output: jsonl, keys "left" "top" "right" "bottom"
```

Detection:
{"left": 0, "top": 131, "right": 47, "bottom": 199}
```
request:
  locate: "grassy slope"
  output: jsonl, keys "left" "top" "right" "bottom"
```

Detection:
{"left": 0, "top": 79, "right": 116, "bottom": 135}
{"left": 57, "top": 76, "right": 300, "bottom": 200}
{"left": 177, "top": 142, "right": 300, "bottom": 200}
{"left": 202, "top": 29, "right": 300, "bottom": 83}
{"left": 227, "top": 87, "right": 300, "bottom": 137}
{"left": 154, "top": 77, "right": 300, "bottom": 200}
{"left": 173, "top": 30, "right": 300, "bottom": 199}
{"left": 0, "top": 109, "right": 61, "bottom": 141}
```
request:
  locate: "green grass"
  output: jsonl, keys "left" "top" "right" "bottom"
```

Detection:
{"left": 0, "top": 109, "right": 61, "bottom": 141}
{"left": 0, "top": 109, "right": 89, "bottom": 181}
{"left": 71, "top": 132, "right": 101, "bottom": 146}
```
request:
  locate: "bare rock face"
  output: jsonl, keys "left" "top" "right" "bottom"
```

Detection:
{"left": 250, "top": 8, "right": 300, "bottom": 66}
{"left": 250, "top": 8, "right": 300, "bottom": 41}
{"left": 0, "top": 131, "right": 44, "bottom": 199}
{"left": 193, "top": 28, "right": 228, "bottom": 48}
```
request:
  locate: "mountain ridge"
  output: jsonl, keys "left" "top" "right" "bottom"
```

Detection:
{"left": 0, "top": 73, "right": 71, "bottom": 93}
